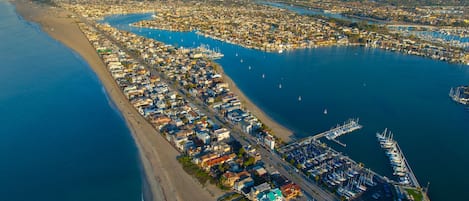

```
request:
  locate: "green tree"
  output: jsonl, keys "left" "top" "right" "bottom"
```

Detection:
{"left": 243, "top": 156, "right": 256, "bottom": 167}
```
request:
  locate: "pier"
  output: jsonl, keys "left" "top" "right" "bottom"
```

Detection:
{"left": 280, "top": 118, "right": 362, "bottom": 153}
{"left": 395, "top": 142, "right": 421, "bottom": 188}
{"left": 306, "top": 118, "right": 362, "bottom": 147}
{"left": 377, "top": 129, "right": 421, "bottom": 188}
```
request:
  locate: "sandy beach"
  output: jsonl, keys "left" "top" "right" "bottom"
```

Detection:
{"left": 12, "top": 0, "right": 223, "bottom": 201}
{"left": 216, "top": 66, "right": 294, "bottom": 143}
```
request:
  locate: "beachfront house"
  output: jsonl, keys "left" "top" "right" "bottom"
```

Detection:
{"left": 264, "top": 134, "right": 276, "bottom": 150}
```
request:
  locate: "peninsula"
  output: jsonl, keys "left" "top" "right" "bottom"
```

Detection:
{"left": 13, "top": 0, "right": 433, "bottom": 201}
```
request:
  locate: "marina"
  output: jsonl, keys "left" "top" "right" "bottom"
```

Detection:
{"left": 278, "top": 135, "right": 392, "bottom": 200}
{"left": 277, "top": 124, "right": 427, "bottom": 200}
{"left": 376, "top": 129, "right": 421, "bottom": 188}
{"left": 191, "top": 44, "right": 224, "bottom": 60}
{"left": 449, "top": 86, "right": 469, "bottom": 105}
{"left": 298, "top": 118, "right": 362, "bottom": 147}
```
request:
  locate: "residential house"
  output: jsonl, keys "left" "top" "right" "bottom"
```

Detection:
{"left": 280, "top": 183, "right": 301, "bottom": 200}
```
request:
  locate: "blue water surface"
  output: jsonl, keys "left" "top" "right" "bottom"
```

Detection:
{"left": 104, "top": 13, "right": 469, "bottom": 201}
{"left": 0, "top": 2, "right": 142, "bottom": 201}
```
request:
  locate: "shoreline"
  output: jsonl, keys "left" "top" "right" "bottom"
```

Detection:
{"left": 214, "top": 62, "right": 295, "bottom": 143}
{"left": 11, "top": 1, "right": 222, "bottom": 201}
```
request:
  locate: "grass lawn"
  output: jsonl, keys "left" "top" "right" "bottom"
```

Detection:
{"left": 405, "top": 188, "right": 424, "bottom": 201}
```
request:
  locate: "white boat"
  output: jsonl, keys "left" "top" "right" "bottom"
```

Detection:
{"left": 278, "top": 49, "right": 283, "bottom": 53}
{"left": 240, "top": 59, "right": 243, "bottom": 63}
{"left": 248, "top": 66, "right": 251, "bottom": 70}
{"left": 376, "top": 128, "right": 388, "bottom": 141}
{"left": 262, "top": 74, "right": 265, "bottom": 79}
{"left": 298, "top": 96, "right": 302, "bottom": 101}
{"left": 324, "top": 109, "right": 328, "bottom": 115}
{"left": 235, "top": 53, "right": 238, "bottom": 57}
{"left": 279, "top": 83, "right": 282, "bottom": 89}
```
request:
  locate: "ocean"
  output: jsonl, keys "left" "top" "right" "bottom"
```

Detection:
{"left": 0, "top": 2, "right": 141, "bottom": 201}
{"left": 104, "top": 13, "right": 469, "bottom": 201}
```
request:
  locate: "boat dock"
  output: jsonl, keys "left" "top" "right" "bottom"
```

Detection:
{"left": 376, "top": 129, "right": 421, "bottom": 188}
{"left": 308, "top": 118, "right": 362, "bottom": 147}
{"left": 449, "top": 86, "right": 469, "bottom": 105}
{"left": 395, "top": 142, "right": 421, "bottom": 188}
{"left": 281, "top": 118, "right": 362, "bottom": 152}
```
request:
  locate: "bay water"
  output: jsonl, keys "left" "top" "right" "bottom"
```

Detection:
{"left": 105, "top": 13, "right": 469, "bottom": 201}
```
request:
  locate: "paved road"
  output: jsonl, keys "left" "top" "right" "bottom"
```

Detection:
{"left": 85, "top": 19, "right": 338, "bottom": 201}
